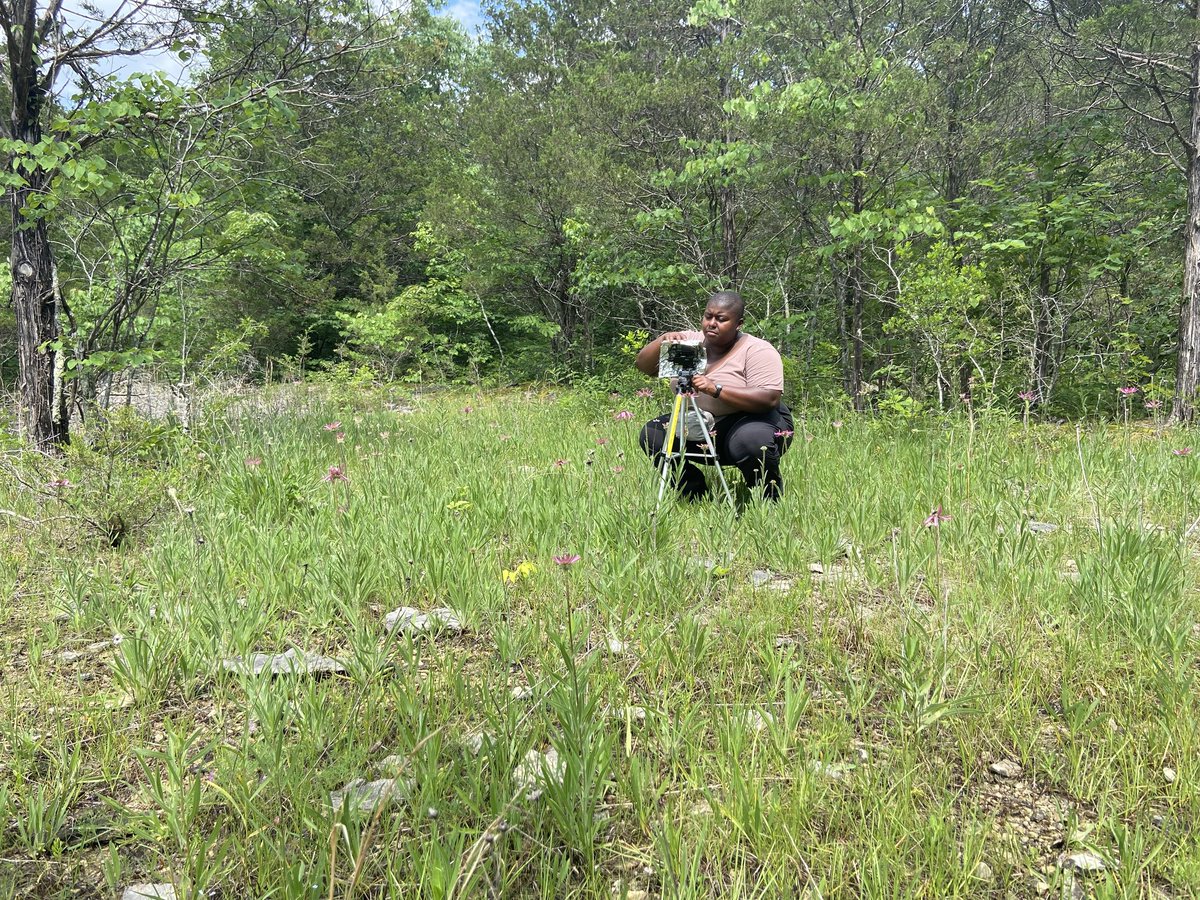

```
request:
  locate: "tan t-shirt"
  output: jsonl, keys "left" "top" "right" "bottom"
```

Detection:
{"left": 677, "top": 331, "right": 784, "bottom": 417}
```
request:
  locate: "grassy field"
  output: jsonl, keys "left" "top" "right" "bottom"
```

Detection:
{"left": 2, "top": 385, "right": 1198, "bottom": 899}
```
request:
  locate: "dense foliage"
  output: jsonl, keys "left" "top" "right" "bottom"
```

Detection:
{"left": 1, "top": 0, "right": 1195, "bottom": 421}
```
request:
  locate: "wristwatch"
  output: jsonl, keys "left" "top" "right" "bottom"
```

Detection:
{"left": 713, "top": 383, "right": 723, "bottom": 398}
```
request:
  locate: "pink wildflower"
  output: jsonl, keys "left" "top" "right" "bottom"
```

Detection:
{"left": 1173, "top": 447, "right": 1193, "bottom": 457}
{"left": 463, "top": 405, "right": 474, "bottom": 414}
{"left": 243, "top": 457, "right": 262, "bottom": 468}
{"left": 596, "top": 438, "right": 609, "bottom": 445}
{"left": 47, "top": 478, "right": 71, "bottom": 489}
{"left": 612, "top": 466, "right": 624, "bottom": 473}
{"left": 323, "top": 421, "right": 341, "bottom": 431}
{"left": 335, "top": 431, "right": 346, "bottom": 444}
{"left": 553, "top": 553, "right": 582, "bottom": 566}
{"left": 554, "top": 459, "right": 568, "bottom": 468}
{"left": 1018, "top": 391, "right": 1037, "bottom": 403}
{"left": 1145, "top": 399, "right": 1163, "bottom": 410}
{"left": 323, "top": 465, "right": 350, "bottom": 484}
{"left": 1118, "top": 386, "right": 1139, "bottom": 397}
{"left": 923, "top": 505, "right": 952, "bottom": 528}
{"left": 614, "top": 410, "right": 634, "bottom": 420}
{"left": 636, "top": 388, "right": 654, "bottom": 398}
{"left": 774, "top": 429, "right": 794, "bottom": 438}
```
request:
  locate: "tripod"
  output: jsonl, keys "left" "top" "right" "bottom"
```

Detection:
{"left": 656, "top": 374, "right": 736, "bottom": 510}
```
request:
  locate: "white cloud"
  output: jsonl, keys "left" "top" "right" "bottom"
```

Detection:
{"left": 440, "top": 0, "right": 484, "bottom": 34}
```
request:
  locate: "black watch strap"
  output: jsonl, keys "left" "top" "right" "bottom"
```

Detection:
{"left": 714, "top": 383, "right": 723, "bottom": 398}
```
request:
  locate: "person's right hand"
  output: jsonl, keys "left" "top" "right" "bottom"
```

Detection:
{"left": 660, "top": 331, "right": 690, "bottom": 343}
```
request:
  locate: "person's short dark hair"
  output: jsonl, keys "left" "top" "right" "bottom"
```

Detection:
{"left": 709, "top": 290, "right": 745, "bottom": 321}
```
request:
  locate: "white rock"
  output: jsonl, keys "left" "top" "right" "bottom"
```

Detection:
{"left": 988, "top": 759, "right": 1023, "bottom": 779}
{"left": 222, "top": 648, "right": 345, "bottom": 676}
{"left": 750, "top": 569, "right": 774, "bottom": 587}
{"left": 972, "top": 861, "right": 994, "bottom": 881}
{"left": 807, "top": 760, "right": 847, "bottom": 780}
{"left": 513, "top": 747, "right": 565, "bottom": 800}
{"left": 743, "top": 709, "right": 775, "bottom": 732}
{"left": 376, "top": 754, "right": 406, "bottom": 772}
{"left": 122, "top": 886, "right": 176, "bottom": 900}
{"left": 462, "top": 731, "right": 495, "bottom": 756}
{"left": 1059, "top": 851, "right": 1106, "bottom": 873}
{"left": 384, "top": 606, "right": 463, "bottom": 635}
{"left": 1028, "top": 521, "right": 1059, "bottom": 534}
{"left": 750, "top": 569, "right": 793, "bottom": 591}
{"left": 604, "top": 705, "right": 647, "bottom": 724}
{"left": 1164, "top": 766, "right": 1177, "bottom": 784}
{"left": 605, "top": 634, "right": 628, "bottom": 655}
{"left": 330, "top": 777, "right": 412, "bottom": 815}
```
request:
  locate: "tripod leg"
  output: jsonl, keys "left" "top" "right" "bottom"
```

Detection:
{"left": 688, "top": 395, "right": 736, "bottom": 509}
{"left": 656, "top": 393, "right": 685, "bottom": 508}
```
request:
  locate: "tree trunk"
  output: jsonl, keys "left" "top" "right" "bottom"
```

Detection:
{"left": 8, "top": 1, "right": 68, "bottom": 449}
{"left": 848, "top": 134, "right": 866, "bottom": 411}
{"left": 10, "top": 178, "right": 68, "bottom": 449}
{"left": 1174, "top": 34, "right": 1200, "bottom": 423}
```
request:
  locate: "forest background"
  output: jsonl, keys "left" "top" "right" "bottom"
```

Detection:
{"left": 2, "top": 0, "right": 1198, "bottom": 443}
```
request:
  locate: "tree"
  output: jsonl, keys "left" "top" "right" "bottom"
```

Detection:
{"left": 1, "top": 1, "right": 195, "bottom": 448}
{"left": 1040, "top": 0, "right": 1200, "bottom": 419}
{"left": 2, "top": 0, "right": 391, "bottom": 448}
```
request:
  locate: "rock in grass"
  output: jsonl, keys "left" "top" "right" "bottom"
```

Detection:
{"left": 222, "top": 648, "right": 345, "bottom": 676}
{"left": 743, "top": 709, "right": 775, "bottom": 732}
{"left": 1027, "top": 521, "right": 1059, "bottom": 534}
{"left": 122, "top": 886, "right": 176, "bottom": 900}
{"left": 510, "top": 685, "right": 534, "bottom": 701}
{"left": 972, "top": 861, "right": 994, "bottom": 881}
{"left": 1058, "top": 851, "right": 1106, "bottom": 873}
{"left": 330, "top": 777, "right": 412, "bottom": 815}
{"left": 988, "top": 759, "right": 1023, "bottom": 779}
{"left": 605, "top": 634, "right": 628, "bottom": 655}
{"left": 604, "top": 705, "right": 648, "bottom": 725}
{"left": 1164, "top": 766, "right": 1177, "bottom": 784}
{"left": 750, "top": 569, "right": 793, "bottom": 591}
{"left": 384, "top": 606, "right": 463, "bottom": 635}
{"left": 462, "top": 730, "right": 496, "bottom": 756}
{"left": 807, "top": 760, "right": 847, "bottom": 780}
{"left": 513, "top": 747, "right": 565, "bottom": 801}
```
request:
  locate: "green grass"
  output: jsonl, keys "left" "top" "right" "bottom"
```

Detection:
{"left": 2, "top": 386, "right": 1198, "bottom": 898}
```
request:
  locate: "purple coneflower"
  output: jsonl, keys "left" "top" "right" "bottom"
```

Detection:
{"left": 553, "top": 553, "right": 581, "bottom": 566}
{"left": 323, "top": 465, "right": 350, "bottom": 483}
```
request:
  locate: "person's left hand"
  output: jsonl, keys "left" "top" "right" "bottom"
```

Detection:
{"left": 691, "top": 374, "right": 717, "bottom": 396}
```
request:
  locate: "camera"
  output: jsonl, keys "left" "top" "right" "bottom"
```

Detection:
{"left": 658, "top": 340, "right": 707, "bottom": 380}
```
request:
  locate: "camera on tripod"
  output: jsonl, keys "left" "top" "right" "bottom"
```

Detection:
{"left": 658, "top": 340, "right": 708, "bottom": 381}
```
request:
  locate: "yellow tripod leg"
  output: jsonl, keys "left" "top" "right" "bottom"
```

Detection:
{"left": 656, "top": 392, "right": 686, "bottom": 507}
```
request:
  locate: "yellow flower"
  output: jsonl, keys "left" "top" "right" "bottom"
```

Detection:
{"left": 501, "top": 561, "right": 538, "bottom": 585}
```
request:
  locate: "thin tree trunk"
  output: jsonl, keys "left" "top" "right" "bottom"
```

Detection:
{"left": 849, "top": 134, "right": 866, "bottom": 411}
{"left": 1174, "top": 29, "right": 1200, "bottom": 423}
{"left": 717, "top": 17, "right": 738, "bottom": 286}
{"left": 11, "top": 177, "right": 67, "bottom": 449}
{"left": 8, "top": 1, "right": 67, "bottom": 449}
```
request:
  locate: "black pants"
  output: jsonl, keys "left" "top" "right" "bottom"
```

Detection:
{"left": 639, "top": 402, "right": 794, "bottom": 500}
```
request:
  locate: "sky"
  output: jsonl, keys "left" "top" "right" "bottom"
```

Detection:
{"left": 57, "top": 0, "right": 488, "bottom": 94}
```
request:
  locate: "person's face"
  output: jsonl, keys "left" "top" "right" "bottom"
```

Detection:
{"left": 702, "top": 302, "right": 741, "bottom": 348}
